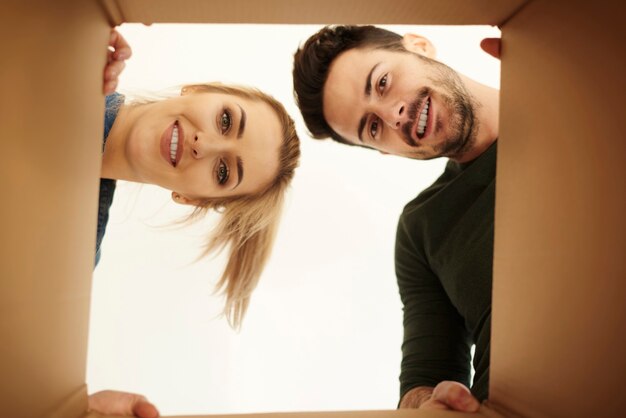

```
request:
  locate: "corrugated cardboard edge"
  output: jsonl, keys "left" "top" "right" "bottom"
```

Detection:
{"left": 99, "top": 0, "right": 527, "bottom": 25}
{"left": 99, "top": 0, "right": 126, "bottom": 26}
{"left": 84, "top": 406, "right": 503, "bottom": 418}
{"left": 497, "top": 0, "right": 533, "bottom": 27}
{"left": 48, "top": 384, "right": 88, "bottom": 418}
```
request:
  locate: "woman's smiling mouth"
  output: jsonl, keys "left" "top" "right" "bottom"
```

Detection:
{"left": 161, "top": 121, "right": 184, "bottom": 167}
{"left": 170, "top": 122, "right": 180, "bottom": 165}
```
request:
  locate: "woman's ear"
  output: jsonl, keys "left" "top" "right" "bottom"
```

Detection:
{"left": 180, "top": 85, "right": 202, "bottom": 96}
{"left": 402, "top": 34, "right": 437, "bottom": 59}
{"left": 172, "top": 191, "right": 200, "bottom": 206}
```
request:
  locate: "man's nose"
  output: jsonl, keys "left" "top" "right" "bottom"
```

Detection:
{"left": 190, "top": 131, "right": 231, "bottom": 159}
{"left": 380, "top": 101, "right": 409, "bottom": 130}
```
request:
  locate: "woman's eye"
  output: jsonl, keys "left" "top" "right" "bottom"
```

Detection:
{"left": 220, "top": 109, "right": 232, "bottom": 134}
{"left": 378, "top": 74, "right": 388, "bottom": 93}
{"left": 217, "top": 159, "right": 229, "bottom": 185}
{"left": 369, "top": 118, "right": 379, "bottom": 139}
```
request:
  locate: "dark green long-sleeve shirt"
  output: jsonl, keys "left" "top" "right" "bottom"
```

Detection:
{"left": 395, "top": 141, "right": 496, "bottom": 402}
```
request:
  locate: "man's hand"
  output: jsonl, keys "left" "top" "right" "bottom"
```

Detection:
{"left": 103, "top": 29, "right": 132, "bottom": 95}
{"left": 480, "top": 38, "right": 501, "bottom": 60}
{"left": 88, "top": 390, "right": 159, "bottom": 418}
{"left": 399, "top": 381, "right": 480, "bottom": 412}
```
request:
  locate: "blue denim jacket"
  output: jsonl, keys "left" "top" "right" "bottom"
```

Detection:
{"left": 95, "top": 93, "right": 124, "bottom": 266}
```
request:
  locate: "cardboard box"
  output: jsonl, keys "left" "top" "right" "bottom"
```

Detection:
{"left": 1, "top": 0, "right": 624, "bottom": 417}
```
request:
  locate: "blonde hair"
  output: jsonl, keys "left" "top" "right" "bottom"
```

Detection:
{"left": 182, "top": 83, "right": 300, "bottom": 328}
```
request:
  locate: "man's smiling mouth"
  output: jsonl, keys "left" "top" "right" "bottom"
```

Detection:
{"left": 416, "top": 97, "right": 431, "bottom": 139}
{"left": 401, "top": 89, "right": 431, "bottom": 146}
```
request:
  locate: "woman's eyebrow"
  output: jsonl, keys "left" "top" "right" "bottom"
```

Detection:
{"left": 237, "top": 104, "right": 246, "bottom": 139}
{"left": 231, "top": 156, "right": 244, "bottom": 190}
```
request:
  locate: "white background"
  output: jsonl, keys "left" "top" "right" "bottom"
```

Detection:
{"left": 87, "top": 24, "right": 500, "bottom": 415}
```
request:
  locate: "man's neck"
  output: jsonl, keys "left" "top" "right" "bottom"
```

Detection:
{"left": 454, "top": 75, "right": 499, "bottom": 163}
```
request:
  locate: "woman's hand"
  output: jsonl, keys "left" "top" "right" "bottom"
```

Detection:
{"left": 103, "top": 29, "right": 132, "bottom": 95}
{"left": 88, "top": 390, "right": 159, "bottom": 418}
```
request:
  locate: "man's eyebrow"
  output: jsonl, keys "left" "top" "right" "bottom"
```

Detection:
{"left": 237, "top": 104, "right": 246, "bottom": 139}
{"left": 358, "top": 63, "right": 381, "bottom": 142}
{"left": 231, "top": 156, "right": 244, "bottom": 190}
{"left": 357, "top": 116, "right": 367, "bottom": 143}
{"left": 364, "top": 62, "right": 380, "bottom": 97}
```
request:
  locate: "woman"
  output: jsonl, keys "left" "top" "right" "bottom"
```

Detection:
{"left": 99, "top": 30, "right": 300, "bottom": 328}
{"left": 89, "top": 29, "right": 299, "bottom": 418}
{"left": 100, "top": 82, "right": 300, "bottom": 328}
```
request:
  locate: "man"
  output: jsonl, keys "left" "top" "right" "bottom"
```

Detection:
{"left": 293, "top": 25, "right": 500, "bottom": 412}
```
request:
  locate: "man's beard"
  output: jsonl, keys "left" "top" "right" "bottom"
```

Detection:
{"left": 401, "top": 56, "right": 479, "bottom": 160}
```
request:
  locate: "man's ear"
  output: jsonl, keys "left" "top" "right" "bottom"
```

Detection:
{"left": 402, "top": 34, "right": 437, "bottom": 59}
{"left": 171, "top": 191, "right": 201, "bottom": 206}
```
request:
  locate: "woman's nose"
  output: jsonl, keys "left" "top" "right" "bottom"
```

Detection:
{"left": 190, "top": 132, "right": 231, "bottom": 159}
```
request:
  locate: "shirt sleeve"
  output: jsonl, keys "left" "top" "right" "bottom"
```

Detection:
{"left": 395, "top": 215, "right": 472, "bottom": 399}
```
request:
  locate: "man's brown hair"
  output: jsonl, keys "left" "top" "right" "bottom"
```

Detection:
{"left": 293, "top": 25, "right": 405, "bottom": 146}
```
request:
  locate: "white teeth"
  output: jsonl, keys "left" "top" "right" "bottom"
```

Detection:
{"left": 170, "top": 124, "right": 179, "bottom": 164}
{"left": 417, "top": 99, "right": 430, "bottom": 136}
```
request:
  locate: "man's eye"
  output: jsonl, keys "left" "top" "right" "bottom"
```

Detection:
{"left": 217, "top": 159, "right": 229, "bottom": 185}
{"left": 378, "top": 74, "right": 388, "bottom": 93}
{"left": 220, "top": 109, "right": 232, "bottom": 134}
{"left": 369, "top": 118, "right": 380, "bottom": 139}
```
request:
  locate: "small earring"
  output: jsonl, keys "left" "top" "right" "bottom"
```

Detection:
{"left": 173, "top": 193, "right": 180, "bottom": 200}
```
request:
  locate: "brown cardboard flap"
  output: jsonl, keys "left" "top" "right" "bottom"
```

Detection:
{"left": 101, "top": 0, "right": 527, "bottom": 26}
{"left": 492, "top": 0, "right": 626, "bottom": 416}
{"left": 0, "top": 1, "right": 110, "bottom": 417}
